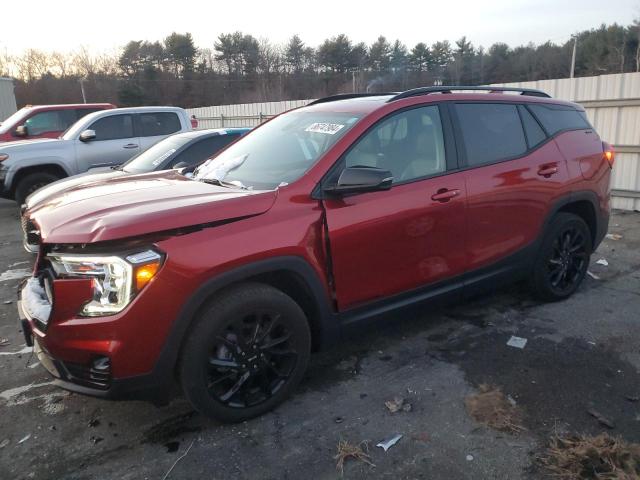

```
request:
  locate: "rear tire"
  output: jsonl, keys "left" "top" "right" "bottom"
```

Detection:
{"left": 530, "top": 212, "right": 592, "bottom": 301}
{"left": 179, "top": 283, "right": 311, "bottom": 423}
{"left": 14, "top": 172, "right": 61, "bottom": 206}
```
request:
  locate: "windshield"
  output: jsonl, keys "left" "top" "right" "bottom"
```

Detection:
{"left": 194, "top": 111, "right": 362, "bottom": 189}
{"left": 0, "top": 108, "right": 31, "bottom": 134}
{"left": 122, "top": 136, "right": 191, "bottom": 173}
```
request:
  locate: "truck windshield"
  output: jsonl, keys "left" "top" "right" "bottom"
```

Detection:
{"left": 0, "top": 108, "right": 30, "bottom": 134}
{"left": 194, "top": 110, "right": 362, "bottom": 190}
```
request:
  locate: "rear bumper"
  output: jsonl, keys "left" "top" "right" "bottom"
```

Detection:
{"left": 17, "top": 280, "right": 173, "bottom": 403}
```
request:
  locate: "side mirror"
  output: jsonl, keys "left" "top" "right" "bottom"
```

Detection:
{"left": 324, "top": 166, "right": 393, "bottom": 195}
{"left": 173, "top": 161, "right": 189, "bottom": 169}
{"left": 14, "top": 125, "right": 27, "bottom": 137}
{"left": 79, "top": 129, "right": 96, "bottom": 142}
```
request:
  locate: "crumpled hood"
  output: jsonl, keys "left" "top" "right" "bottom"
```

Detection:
{"left": 25, "top": 168, "right": 123, "bottom": 210}
{"left": 28, "top": 170, "right": 277, "bottom": 244}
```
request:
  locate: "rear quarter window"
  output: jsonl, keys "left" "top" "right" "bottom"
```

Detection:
{"left": 455, "top": 103, "right": 527, "bottom": 167}
{"left": 137, "top": 112, "right": 182, "bottom": 137}
{"left": 528, "top": 104, "right": 591, "bottom": 135}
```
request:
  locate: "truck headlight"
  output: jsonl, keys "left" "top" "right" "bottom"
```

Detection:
{"left": 48, "top": 250, "right": 163, "bottom": 316}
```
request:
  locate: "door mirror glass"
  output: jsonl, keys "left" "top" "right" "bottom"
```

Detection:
{"left": 325, "top": 166, "right": 393, "bottom": 195}
{"left": 14, "top": 125, "right": 27, "bottom": 137}
{"left": 79, "top": 129, "right": 96, "bottom": 142}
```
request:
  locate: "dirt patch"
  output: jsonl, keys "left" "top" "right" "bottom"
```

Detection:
{"left": 538, "top": 433, "right": 640, "bottom": 479}
{"left": 439, "top": 332, "right": 640, "bottom": 442}
{"left": 465, "top": 384, "right": 525, "bottom": 433}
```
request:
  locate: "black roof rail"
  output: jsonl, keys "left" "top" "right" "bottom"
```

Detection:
{"left": 387, "top": 86, "right": 551, "bottom": 102}
{"left": 307, "top": 92, "right": 397, "bottom": 106}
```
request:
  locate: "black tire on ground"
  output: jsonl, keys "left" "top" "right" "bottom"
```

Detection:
{"left": 530, "top": 212, "right": 592, "bottom": 302}
{"left": 14, "top": 172, "right": 61, "bottom": 205}
{"left": 179, "top": 282, "right": 311, "bottom": 423}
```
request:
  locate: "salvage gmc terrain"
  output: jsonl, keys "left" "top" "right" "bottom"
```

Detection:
{"left": 18, "top": 87, "right": 613, "bottom": 422}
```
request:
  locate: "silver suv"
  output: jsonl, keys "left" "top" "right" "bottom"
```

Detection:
{"left": 0, "top": 106, "right": 192, "bottom": 204}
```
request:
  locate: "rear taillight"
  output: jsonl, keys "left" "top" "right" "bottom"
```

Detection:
{"left": 603, "top": 142, "right": 615, "bottom": 168}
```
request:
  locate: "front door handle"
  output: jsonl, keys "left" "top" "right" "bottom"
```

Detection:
{"left": 123, "top": 143, "right": 139, "bottom": 149}
{"left": 538, "top": 164, "right": 558, "bottom": 177}
{"left": 431, "top": 188, "right": 460, "bottom": 202}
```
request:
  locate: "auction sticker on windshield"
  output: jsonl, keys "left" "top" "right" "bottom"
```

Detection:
{"left": 305, "top": 123, "right": 345, "bottom": 135}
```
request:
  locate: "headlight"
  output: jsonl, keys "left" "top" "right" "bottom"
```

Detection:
{"left": 48, "top": 249, "right": 163, "bottom": 316}
{"left": 0, "top": 154, "right": 8, "bottom": 162}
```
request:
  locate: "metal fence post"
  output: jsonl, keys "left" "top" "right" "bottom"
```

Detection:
{"left": 259, "top": 112, "right": 264, "bottom": 124}
{"left": 220, "top": 113, "right": 225, "bottom": 128}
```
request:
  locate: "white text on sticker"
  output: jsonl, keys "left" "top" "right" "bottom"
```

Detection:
{"left": 305, "top": 123, "right": 345, "bottom": 135}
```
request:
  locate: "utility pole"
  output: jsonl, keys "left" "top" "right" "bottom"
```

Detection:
{"left": 352, "top": 71, "right": 356, "bottom": 93}
{"left": 570, "top": 36, "right": 577, "bottom": 79}
{"left": 79, "top": 78, "right": 87, "bottom": 103}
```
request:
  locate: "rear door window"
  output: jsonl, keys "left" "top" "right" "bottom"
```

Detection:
{"left": 455, "top": 103, "right": 527, "bottom": 167}
{"left": 528, "top": 104, "right": 591, "bottom": 135}
{"left": 88, "top": 114, "right": 134, "bottom": 141}
{"left": 137, "top": 112, "right": 182, "bottom": 137}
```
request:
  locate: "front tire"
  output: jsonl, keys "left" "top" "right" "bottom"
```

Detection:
{"left": 179, "top": 283, "right": 311, "bottom": 423}
{"left": 530, "top": 212, "right": 592, "bottom": 301}
{"left": 14, "top": 172, "right": 61, "bottom": 206}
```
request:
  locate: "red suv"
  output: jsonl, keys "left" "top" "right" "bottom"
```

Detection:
{"left": 18, "top": 87, "right": 612, "bottom": 422}
{"left": 0, "top": 103, "right": 115, "bottom": 142}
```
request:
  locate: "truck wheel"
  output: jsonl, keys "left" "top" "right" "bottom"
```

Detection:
{"left": 14, "top": 172, "right": 61, "bottom": 206}
{"left": 530, "top": 212, "right": 592, "bottom": 301}
{"left": 179, "top": 283, "right": 311, "bottom": 423}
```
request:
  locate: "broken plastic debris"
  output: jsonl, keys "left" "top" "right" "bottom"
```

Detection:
{"left": 596, "top": 258, "right": 609, "bottom": 266}
{"left": 0, "top": 338, "right": 9, "bottom": 347}
{"left": 605, "top": 233, "right": 622, "bottom": 240}
{"left": 587, "top": 271, "right": 601, "bottom": 280}
{"left": 376, "top": 434, "right": 402, "bottom": 452}
{"left": 18, "top": 434, "right": 31, "bottom": 444}
{"left": 507, "top": 395, "right": 517, "bottom": 407}
{"left": 466, "top": 454, "right": 474, "bottom": 461}
{"left": 384, "top": 397, "right": 412, "bottom": 413}
{"left": 506, "top": 336, "right": 527, "bottom": 349}
{"left": 0, "top": 439, "right": 8, "bottom": 449}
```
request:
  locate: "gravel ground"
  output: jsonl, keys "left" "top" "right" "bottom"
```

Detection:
{"left": 0, "top": 199, "right": 638, "bottom": 480}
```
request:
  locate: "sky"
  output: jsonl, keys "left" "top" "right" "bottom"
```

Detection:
{"left": 1, "top": 0, "right": 637, "bottom": 55}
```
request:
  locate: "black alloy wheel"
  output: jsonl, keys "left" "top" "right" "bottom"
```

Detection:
{"left": 180, "top": 283, "right": 311, "bottom": 422}
{"left": 207, "top": 311, "right": 297, "bottom": 408}
{"left": 531, "top": 212, "right": 592, "bottom": 301}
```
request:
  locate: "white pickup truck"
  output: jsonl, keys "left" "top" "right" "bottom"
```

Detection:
{"left": 0, "top": 106, "right": 192, "bottom": 204}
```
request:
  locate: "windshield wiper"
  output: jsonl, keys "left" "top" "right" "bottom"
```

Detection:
{"left": 200, "top": 178, "right": 249, "bottom": 190}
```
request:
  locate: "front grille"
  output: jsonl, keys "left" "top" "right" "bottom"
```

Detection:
{"left": 62, "top": 357, "right": 111, "bottom": 390}
{"left": 22, "top": 217, "right": 41, "bottom": 253}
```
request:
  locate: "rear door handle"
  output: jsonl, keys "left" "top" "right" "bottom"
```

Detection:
{"left": 537, "top": 165, "right": 558, "bottom": 177}
{"left": 123, "top": 143, "right": 139, "bottom": 149}
{"left": 431, "top": 188, "right": 460, "bottom": 202}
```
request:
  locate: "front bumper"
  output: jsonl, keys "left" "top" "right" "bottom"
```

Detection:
{"left": 16, "top": 279, "right": 172, "bottom": 402}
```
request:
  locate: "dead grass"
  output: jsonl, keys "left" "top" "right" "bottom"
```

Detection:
{"left": 334, "top": 440, "right": 375, "bottom": 475}
{"left": 538, "top": 433, "right": 640, "bottom": 479}
{"left": 464, "top": 384, "right": 525, "bottom": 434}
